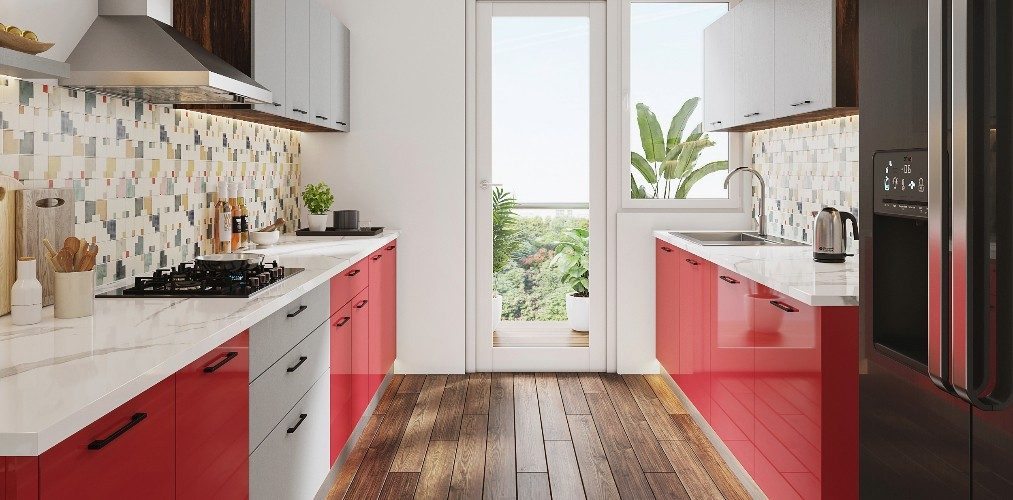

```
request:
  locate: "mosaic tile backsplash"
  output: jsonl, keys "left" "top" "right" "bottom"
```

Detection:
{"left": 748, "top": 115, "right": 859, "bottom": 244}
{"left": 0, "top": 77, "right": 301, "bottom": 286}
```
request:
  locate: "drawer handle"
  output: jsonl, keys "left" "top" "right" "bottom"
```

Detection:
{"left": 202, "top": 351, "right": 239, "bottom": 373}
{"left": 286, "top": 356, "right": 308, "bottom": 373}
{"left": 743, "top": 112, "right": 760, "bottom": 118}
{"left": 685, "top": 258, "right": 699, "bottom": 266}
{"left": 372, "top": 254, "right": 383, "bottom": 261}
{"left": 272, "top": 102, "right": 282, "bottom": 107}
{"left": 292, "top": 108, "right": 308, "bottom": 115}
{"left": 710, "top": 120, "right": 722, "bottom": 125}
{"left": 386, "top": 245, "right": 396, "bottom": 251}
{"left": 660, "top": 246, "right": 673, "bottom": 253}
{"left": 337, "top": 121, "right": 347, "bottom": 126}
{"left": 719, "top": 275, "right": 740, "bottom": 284}
{"left": 354, "top": 299, "right": 368, "bottom": 309}
{"left": 790, "top": 100, "right": 812, "bottom": 107}
{"left": 347, "top": 269, "right": 361, "bottom": 277}
{"left": 287, "top": 305, "right": 308, "bottom": 318}
{"left": 316, "top": 115, "right": 329, "bottom": 120}
{"left": 769, "top": 300, "right": 799, "bottom": 313}
{"left": 287, "top": 413, "right": 308, "bottom": 434}
{"left": 335, "top": 316, "right": 351, "bottom": 327}
{"left": 87, "top": 413, "right": 147, "bottom": 450}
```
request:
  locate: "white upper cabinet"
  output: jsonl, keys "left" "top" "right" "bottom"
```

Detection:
{"left": 284, "top": 0, "right": 311, "bottom": 121}
{"left": 703, "top": 13, "right": 734, "bottom": 132}
{"left": 253, "top": 0, "right": 286, "bottom": 115}
{"left": 331, "top": 19, "right": 350, "bottom": 131}
{"left": 774, "top": 0, "right": 833, "bottom": 117}
{"left": 732, "top": 0, "right": 774, "bottom": 127}
{"left": 308, "top": 0, "right": 331, "bottom": 127}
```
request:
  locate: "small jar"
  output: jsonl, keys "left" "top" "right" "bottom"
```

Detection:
{"left": 11, "top": 257, "right": 42, "bottom": 325}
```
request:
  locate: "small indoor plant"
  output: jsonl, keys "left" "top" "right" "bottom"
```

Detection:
{"left": 551, "top": 227, "right": 589, "bottom": 332}
{"left": 491, "top": 187, "right": 520, "bottom": 330}
{"left": 303, "top": 182, "right": 335, "bottom": 231}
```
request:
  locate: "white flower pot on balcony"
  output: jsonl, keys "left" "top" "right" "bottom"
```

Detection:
{"left": 492, "top": 294, "right": 503, "bottom": 331}
{"left": 565, "top": 294, "right": 589, "bottom": 332}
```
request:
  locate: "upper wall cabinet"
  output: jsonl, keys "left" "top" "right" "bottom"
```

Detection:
{"left": 703, "top": 0, "right": 857, "bottom": 132}
{"left": 174, "top": 0, "right": 350, "bottom": 132}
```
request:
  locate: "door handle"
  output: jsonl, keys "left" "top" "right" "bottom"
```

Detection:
{"left": 287, "top": 305, "right": 308, "bottom": 318}
{"left": 202, "top": 351, "right": 239, "bottom": 373}
{"left": 927, "top": 0, "right": 950, "bottom": 392}
{"left": 286, "top": 356, "right": 308, "bottom": 373}
{"left": 355, "top": 300, "right": 368, "bottom": 309}
{"left": 769, "top": 300, "right": 798, "bottom": 313}
{"left": 660, "top": 246, "right": 673, "bottom": 253}
{"left": 347, "top": 269, "right": 361, "bottom": 277}
{"left": 286, "top": 414, "right": 308, "bottom": 434}
{"left": 790, "top": 100, "right": 812, "bottom": 107}
{"left": 335, "top": 316, "right": 351, "bottom": 327}
{"left": 719, "top": 275, "right": 739, "bottom": 284}
{"left": 684, "top": 258, "right": 699, "bottom": 266}
{"left": 743, "top": 112, "right": 760, "bottom": 118}
{"left": 480, "top": 180, "right": 503, "bottom": 190}
{"left": 87, "top": 413, "right": 147, "bottom": 450}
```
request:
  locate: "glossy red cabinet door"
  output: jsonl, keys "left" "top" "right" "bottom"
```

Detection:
{"left": 382, "top": 241, "right": 397, "bottom": 375}
{"left": 710, "top": 266, "right": 754, "bottom": 475}
{"left": 40, "top": 378, "right": 174, "bottom": 500}
{"left": 673, "top": 248, "right": 713, "bottom": 420}
{"left": 1, "top": 457, "right": 39, "bottom": 500}
{"left": 655, "top": 239, "right": 680, "bottom": 373}
{"left": 350, "top": 288, "right": 371, "bottom": 418}
{"left": 331, "top": 258, "right": 368, "bottom": 315}
{"left": 367, "top": 249, "right": 386, "bottom": 397}
{"left": 176, "top": 331, "right": 249, "bottom": 500}
{"left": 330, "top": 302, "right": 354, "bottom": 465}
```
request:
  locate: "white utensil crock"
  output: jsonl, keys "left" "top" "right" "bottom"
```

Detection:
{"left": 54, "top": 271, "right": 94, "bottom": 319}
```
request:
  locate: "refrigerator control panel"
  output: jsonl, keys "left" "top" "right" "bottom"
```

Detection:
{"left": 873, "top": 149, "right": 927, "bottom": 218}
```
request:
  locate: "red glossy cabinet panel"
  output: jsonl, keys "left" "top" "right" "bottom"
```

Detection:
{"left": 382, "top": 242, "right": 397, "bottom": 376}
{"left": 351, "top": 288, "right": 371, "bottom": 418}
{"left": 674, "top": 248, "right": 713, "bottom": 421}
{"left": 1, "top": 457, "right": 39, "bottom": 500}
{"left": 367, "top": 249, "right": 386, "bottom": 397}
{"left": 331, "top": 257, "right": 368, "bottom": 315}
{"left": 176, "top": 331, "right": 249, "bottom": 500}
{"left": 40, "top": 378, "right": 174, "bottom": 500}
{"left": 330, "top": 302, "right": 354, "bottom": 465}
{"left": 711, "top": 267, "right": 754, "bottom": 473}
{"left": 656, "top": 240, "right": 680, "bottom": 374}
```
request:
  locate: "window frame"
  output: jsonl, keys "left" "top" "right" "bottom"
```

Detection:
{"left": 621, "top": 0, "right": 746, "bottom": 210}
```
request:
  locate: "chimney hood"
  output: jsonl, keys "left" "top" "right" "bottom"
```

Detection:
{"left": 60, "top": 0, "right": 271, "bottom": 105}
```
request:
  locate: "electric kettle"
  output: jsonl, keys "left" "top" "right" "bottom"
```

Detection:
{"left": 813, "top": 207, "right": 859, "bottom": 262}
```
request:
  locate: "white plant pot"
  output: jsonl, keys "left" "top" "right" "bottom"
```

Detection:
{"left": 307, "top": 213, "right": 329, "bottom": 231}
{"left": 492, "top": 294, "right": 503, "bottom": 332}
{"left": 565, "top": 294, "right": 590, "bottom": 332}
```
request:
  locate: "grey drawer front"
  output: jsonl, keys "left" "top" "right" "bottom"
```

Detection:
{"left": 249, "top": 282, "right": 329, "bottom": 380}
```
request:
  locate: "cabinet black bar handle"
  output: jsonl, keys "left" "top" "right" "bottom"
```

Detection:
{"left": 347, "top": 269, "right": 361, "bottom": 277}
{"left": 286, "top": 356, "right": 308, "bottom": 373}
{"left": 335, "top": 316, "right": 351, "bottom": 327}
{"left": 287, "top": 305, "right": 308, "bottom": 318}
{"left": 292, "top": 108, "right": 308, "bottom": 114}
{"left": 272, "top": 102, "right": 282, "bottom": 107}
{"left": 744, "top": 112, "right": 760, "bottom": 118}
{"left": 660, "top": 246, "right": 673, "bottom": 253}
{"left": 372, "top": 255, "right": 382, "bottom": 261}
{"left": 355, "top": 300, "right": 368, "bottom": 309}
{"left": 685, "top": 258, "right": 699, "bottom": 266}
{"left": 87, "top": 413, "right": 147, "bottom": 450}
{"left": 769, "top": 300, "right": 799, "bottom": 313}
{"left": 386, "top": 245, "right": 396, "bottom": 251}
{"left": 316, "top": 115, "right": 328, "bottom": 120}
{"left": 287, "top": 414, "right": 308, "bottom": 434}
{"left": 710, "top": 120, "right": 722, "bottom": 125}
{"left": 790, "top": 100, "right": 812, "bottom": 107}
{"left": 337, "top": 121, "right": 347, "bottom": 126}
{"left": 203, "top": 351, "right": 239, "bottom": 373}
{"left": 719, "top": 275, "right": 740, "bottom": 284}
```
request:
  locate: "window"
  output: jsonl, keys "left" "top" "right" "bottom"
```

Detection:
{"left": 624, "top": 1, "right": 737, "bottom": 207}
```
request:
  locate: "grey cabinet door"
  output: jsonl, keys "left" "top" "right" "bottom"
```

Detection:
{"left": 285, "top": 0, "right": 310, "bottom": 121}
{"left": 308, "top": 0, "right": 331, "bottom": 128}
{"left": 331, "top": 18, "right": 350, "bottom": 131}
{"left": 253, "top": 0, "right": 286, "bottom": 115}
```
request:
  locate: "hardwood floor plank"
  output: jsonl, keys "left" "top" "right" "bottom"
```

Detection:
{"left": 344, "top": 448, "right": 396, "bottom": 500}
{"left": 432, "top": 374, "right": 469, "bottom": 441}
{"left": 465, "top": 373, "right": 492, "bottom": 415}
{"left": 536, "top": 373, "right": 571, "bottom": 440}
{"left": 379, "top": 472, "right": 419, "bottom": 500}
{"left": 391, "top": 375, "right": 448, "bottom": 472}
{"left": 546, "top": 441, "right": 587, "bottom": 500}
{"left": 567, "top": 414, "right": 621, "bottom": 500}
{"left": 449, "top": 414, "right": 488, "bottom": 499}
{"left": 399, "top": 374, "right": 427, "bottom": 393}
{"left": 415, "top": 440, "right": 458, "bottom": 500}
{"left": 514, "top": 373, "right": 548, "bottom": 473}
{"left": 326, "top": 413, "right": 383, "bottom": 499}
{"left": 600, "top": 374, "right": 674, "bottom": 472}
{"left": 622, "top": 375, "right": 688, "bottom": 441}
{"left": 346, "top": 393, "right": 419, "bottom": 498}
{"left": 644, "top": 374, "right": 689, "bottom": 415}
{"left": 644, "top": 473, "right": 691, "bottom": 500}
{"left": 375, "top": 374, "right": 405, "bottom": 415}
{"left": 658, "top": 440, "right": 723, "bottom": 499}
{"left": 557, "top": 373, "right": 591, "bottom": 415}
{"left": 675, "top": 414, "right": 752, "bottom": 500}
{"left": 517, "top": 473, "right": 551, "bottom": 500}
{"left": 579, "top": 373, "right": 607, "bottom": 393}
{"left": 483, "top": 373, "right": 516, "bottom": 499}
{"left": 585, "top": 392, "right": 656, "bottom": 500}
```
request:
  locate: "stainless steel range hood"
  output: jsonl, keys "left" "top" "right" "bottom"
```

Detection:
{"left": 60, "top": 0, "right": 271, "bottom": 105}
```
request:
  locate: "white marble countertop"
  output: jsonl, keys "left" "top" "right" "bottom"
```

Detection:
{"left": 654, "top": 230, "right": 859, "bottom": 307}
{"left": 0, "top": 232, "right": 399, "bottom": 456}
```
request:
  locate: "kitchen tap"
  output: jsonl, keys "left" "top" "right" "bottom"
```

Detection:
{"left": 724, "top": 166, "right": 767, "bottom": 237}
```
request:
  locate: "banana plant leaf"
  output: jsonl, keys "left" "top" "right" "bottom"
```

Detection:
{"left": 666, "top": 97, "right": 699, "bottom": 150}
{"left": 630, "top": 151, "right": 657, "bottom": 185}
{"left": 631, "top": 174, "right": 649, "bottom": 199}
{"left": 660, "top": 137, "right": 714, "bottom": 180}
{"left": 636, "top": 103, "right": 666, "bottom": 163}
{"left": 675, "top": 161, "right": 729, "bottom": 198}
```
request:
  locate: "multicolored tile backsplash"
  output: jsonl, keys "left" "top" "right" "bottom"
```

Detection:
{"left": 0, "top": 77, "right": 302, "bottom": 286}
{"left": 748, "top": 115, "right": 859, "bottom": 244}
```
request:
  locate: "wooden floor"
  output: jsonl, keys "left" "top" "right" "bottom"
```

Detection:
{"left": 493, "top": 322, "right": 590, "bottom": 348}
{"left": 326, "top": 373, "right": 751, "bottom": 500}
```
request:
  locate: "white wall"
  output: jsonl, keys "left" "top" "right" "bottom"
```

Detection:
{"left": 303, "top": 0, "right": 466, "bottom": 374}
{"left": 0, "top": 0, "right": 97, "bottom": 62}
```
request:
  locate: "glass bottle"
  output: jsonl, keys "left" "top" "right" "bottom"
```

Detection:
{"left": 214, "top": 181, "right": 232, "bottom": 253}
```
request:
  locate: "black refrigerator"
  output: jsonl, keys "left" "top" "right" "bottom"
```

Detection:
{"left": 859, "top": 0, "right": 1013, "bottom": 498}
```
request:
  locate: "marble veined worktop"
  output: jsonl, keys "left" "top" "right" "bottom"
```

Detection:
{"left": 0, "top": 232, "right": 398, "bottom": 456}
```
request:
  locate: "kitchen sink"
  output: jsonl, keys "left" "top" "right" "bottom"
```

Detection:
{"left": 670, "top": 231, "right": 807, "bottom": 247}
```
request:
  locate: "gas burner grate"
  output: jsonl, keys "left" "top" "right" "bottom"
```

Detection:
{"left": 96, "top": 260, "right": 304, "bottom": 299}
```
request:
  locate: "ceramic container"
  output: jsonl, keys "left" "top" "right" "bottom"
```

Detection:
{"left": 250, "top": 230, "right": 281, "bottom": 246}
{"left": 11, "top": 257, "right": 42, "bottom": 325}
{"left": 54, "top": 270, "right": 94, "bottom": 319}
{"left": 307, "top": 213, "right": 328, "bottom": 231}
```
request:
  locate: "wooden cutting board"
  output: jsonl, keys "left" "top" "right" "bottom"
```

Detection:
{"left": 16, "top": 188, "right": 75, "bottom": 307}
{"left": 0, "top": 174, "right": 24, "bottom": 315}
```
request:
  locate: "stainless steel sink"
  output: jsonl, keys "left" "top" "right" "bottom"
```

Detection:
{"left": 670, "top": 231, "right": 807, "bottom": 247}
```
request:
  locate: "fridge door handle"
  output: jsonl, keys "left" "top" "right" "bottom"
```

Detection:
{"left": 927, "top": 0, "right": 951, "bottom": 392}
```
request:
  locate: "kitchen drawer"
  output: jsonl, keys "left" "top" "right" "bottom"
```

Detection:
{"left": 250, "top": 321, "right": 329, "bottom": 451}
{"left": 250, "top": 373, "right": 330, "bottom": 500}
{"left": 250, "top": 283, "right": 329, "bottom": 380}
{"left": 330, "top": 257, "right": 368, "bottom": 315}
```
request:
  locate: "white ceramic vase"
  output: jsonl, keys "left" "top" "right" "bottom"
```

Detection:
{"left": 492, "top": 294, "right": 503, "bottom": 331}
{"left": 308, "top": 213, "right": 329, "bottom": 231}
{"left": 565, "top": 294, "right": 589, "bottom": 332}
{"left": 11, "top": 258, "right": 42, "bottom": 325}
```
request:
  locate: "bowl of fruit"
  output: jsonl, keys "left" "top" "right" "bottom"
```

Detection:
{"left": 0, "top": 23, "right": 53, "bottom": 55}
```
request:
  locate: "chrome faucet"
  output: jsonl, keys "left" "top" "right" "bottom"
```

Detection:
{"left": 724, "top": 166, "right": 767, "bottom": 237}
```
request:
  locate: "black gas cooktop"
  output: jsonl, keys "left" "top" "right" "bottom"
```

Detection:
{"left": 95, "top": 260, "right": 304, "bottom": 299}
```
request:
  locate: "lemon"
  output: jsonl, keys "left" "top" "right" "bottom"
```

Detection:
{"left": 0, "top": 23, "right": 6, "bottom": 32}
{"left": 22, "top": 31, "right": 37, "bottom": 41}
{"left": 6, "top": 26, "right": 22, "bottom": 37}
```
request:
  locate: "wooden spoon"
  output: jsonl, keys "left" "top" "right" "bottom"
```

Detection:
{"left": 78, "top": 244, "right": 98, "bottom": 272}
{"left": 42, "top": 238, "right": 61, "bottom": 272}
{"left": 55, "top": 248, "right": 75, "bottom": 273}
{"left": 74, "top": 239, "right": 88, "bottom": 271}
{"left": 62, "top": 236, "right": 80, "bottom": 256}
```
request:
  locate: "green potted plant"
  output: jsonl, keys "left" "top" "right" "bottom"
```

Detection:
{"left": 303, "top": 182, "right": 335, "bottom": 231}
{"left": 492, "top": 187, "right": 520, "bottom": 330}
{"left": 551, "top": 227, "right": 589, "bottom": 332}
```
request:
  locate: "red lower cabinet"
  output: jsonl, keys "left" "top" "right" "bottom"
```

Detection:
{"left": 367, "top": 249, "right": 386, "bottom": 396}
{"left": 673, "top": 249, "right": 713, "bottom": 421}
{"left": 351, "top": 289, "right": 371, "bottom": 418}
{"left": 175, "top": 331, "right": 249, "bottom": 500}
{"left": 381, "top": 242, "right": 397, "bottom": 377}
{"left": 330, "top": 303, "right": 354, "bottom": 465}
{"left": 656, "top": 240, "right": 681, "bottom": 374}
{"left": 710, "top": 268, "right": 754, "bottom": 474}
{"left": 1, "top": 456, "right": 39, "bottom": 500}
{"left": 40, "top": 378, "right": 175, "bottom": 500}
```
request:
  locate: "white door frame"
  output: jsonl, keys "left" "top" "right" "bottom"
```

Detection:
{"left": 469, "top": 0, "right": 607, "bottom": 372}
